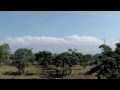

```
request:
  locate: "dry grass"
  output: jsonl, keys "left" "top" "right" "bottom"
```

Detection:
{"left": 0, "top": 65, "right": 97, "bottom": 79}
{"left": 64, "top": 65, "right": 97, "bottom": 79}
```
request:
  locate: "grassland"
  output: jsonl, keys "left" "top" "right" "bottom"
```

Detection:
{"left": 0, "top": 65, "right": 97, "bottom": 79}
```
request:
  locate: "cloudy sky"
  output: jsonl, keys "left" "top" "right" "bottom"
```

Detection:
{"left": 0, "top": 11, "right": 120, "bottom": 54}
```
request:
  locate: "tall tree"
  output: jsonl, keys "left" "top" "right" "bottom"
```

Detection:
{"left": 86, "top": 43, "right": 118, "bottom": 79}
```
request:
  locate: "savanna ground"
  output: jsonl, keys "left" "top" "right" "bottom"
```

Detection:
{"left": 0, "top": 65, "right": 97, "bottom": 79}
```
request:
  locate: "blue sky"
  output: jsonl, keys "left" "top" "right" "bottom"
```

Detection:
{"left": 0, "top": 11, "right": 120, "bottom": 54}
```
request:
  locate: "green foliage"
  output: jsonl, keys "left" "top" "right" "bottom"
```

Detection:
{"left": 80, "top": 54, "right": 93, "bottom": 68}
{"left": 86, "top": 42, "right": 120, "bottom": 79}
{"left": 3, "top": 42, "right": 120, "bottom": 79}
{"left": 35, "top": 51, "right": 53, "bottom": 68}
{"left": 12, "top": 48, "right": 35, "bottom": 74}
{"left": 54, "top": 52, "right": 79, "bottom": 67}
{"left": 92, "top": 54, "right": 101, "bottom": 65}
{"left": 80, "top": 62, "right": 88, "bottom": 69}
{"left": 0, "top": 43, "right": 10, "bottom": 67}
{"left": 53, "top": 49, "right": 82, "bottom": 78}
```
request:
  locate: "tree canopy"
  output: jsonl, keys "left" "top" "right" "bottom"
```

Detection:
{"left": 86, "top": 42, "right": 120, "bottom": 79}
{"left": 12, "top": 48, "right": 35, "bottom": 74}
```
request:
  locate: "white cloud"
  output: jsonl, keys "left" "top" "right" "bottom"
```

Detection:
{"left": 115, "top": 40, "right": 120, "bottom": 43}
{"left": 66, "top": 35, "right": 103, "bottom": 45}
{"left": 0, "top": 35, "right": 104, "bottom": 46}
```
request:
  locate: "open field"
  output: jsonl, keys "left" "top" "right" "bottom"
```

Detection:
{"left": 0, "top": 65, "right": 97, "bottom": 79}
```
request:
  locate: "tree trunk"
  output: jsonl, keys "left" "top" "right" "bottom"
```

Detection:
{"left": 69, "top": 68, "right": 72, "bottom": 74}
{"left": 97, "top": 74, "right": 101, "bottom": 79}
{"left": 18, "top": 69, "right": 25, "bottom": 75}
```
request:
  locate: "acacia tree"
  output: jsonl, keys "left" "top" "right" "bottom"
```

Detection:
{"left": 12, "top": 48, "right": 35, "bottom": 74}
{"left": 35, "top": 51, "right": 53, "bottom": 68}
{"left": 86, "top": 43, "right": 119, "bottom": 79}
{"left": 53, "top": 49, "right": 80, "bottom": 78}
{"left": 54, "top": 52, "right": 73, "bottom": 78}
{"left": 35, "top": 51, "right": 53, "bottom": 75}
{"left": 80, "top": 54, "right": 93, "bottom": 69}
{"left": 68, "top": 48, "right": 83, "bottom": 64}
{"left": 68, "top": 49, "right": 92, "bottom": 69}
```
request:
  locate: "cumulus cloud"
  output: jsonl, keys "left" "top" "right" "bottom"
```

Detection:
{"left": 0, "top": 35, "right": 104, "bottom": 46}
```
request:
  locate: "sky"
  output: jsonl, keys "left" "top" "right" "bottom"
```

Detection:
{"left": 0, "top": 11, "right": 120, "bottom": 54}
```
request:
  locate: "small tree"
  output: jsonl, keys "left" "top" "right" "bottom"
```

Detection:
{"left": 80, "top": 62, "right": 88, "bottom": 69}
{"left": 35, "top": 51, "right": 53, "bottom": 68}
{"left": 80, "top": 54, "right": 92, "bottom": 69}
{"left": 35, "top": 51, "right": 53, "bottom": 75}
{"left": 12, "top": 48, "right": 35, "bottom": 74}
{"left": 53, "top": 49, "right": 80, "bottom": 78}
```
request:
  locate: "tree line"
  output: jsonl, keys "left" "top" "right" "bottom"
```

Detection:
{"left": 0, "top": 42, "right": 120, "bottom": 79}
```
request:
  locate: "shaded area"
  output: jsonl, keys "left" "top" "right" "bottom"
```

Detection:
{"left": 3, "top": 71, "right": 21, "bottom": 75}
{"left": 72, "top": 69, "right": 83, "bottom": 70}
{"left": 40, "top": 70, "right": 62, "bottom": 79}
{"left": 3, "top": 71, "right": 38, "bottom": 76}
{"left": 25, "top": 73, "right": 35, "bottom": 76}
{"left": 46, "top": 70, "right": 61, "bottom": 79}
